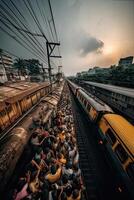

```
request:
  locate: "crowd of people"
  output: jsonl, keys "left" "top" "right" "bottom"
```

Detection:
{"left": 12, "top": 85, "right": 84, "bottom": 200}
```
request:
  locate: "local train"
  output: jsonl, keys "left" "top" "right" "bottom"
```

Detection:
{"left": 68, "top": 80, "right": 134, "bottom": 199}
{"left": 0, "top": 82, "right": 54, "bottom": 133}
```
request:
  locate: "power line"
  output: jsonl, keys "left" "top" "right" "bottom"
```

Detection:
{"left": 47, "top": 0, "right": 61, "bottom": 65}
{"left": 0, "top": 6, "right": 45, "bottom": 60}
{"left": 0, "top": 2, "right": 48, "bottom": 64}
{"left": 0, "top": 25, "right": 46, "bottom": 64}
{"left": 0, "top": 0, "right": 60, "bottom": 71}
{"left": 9, "top": 0, "right": 48, "bottom": 56}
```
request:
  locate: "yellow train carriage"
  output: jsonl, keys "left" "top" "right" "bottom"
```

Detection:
{"left": 0, "top": 109, "right": 10, "bottom": 130}
{"left": 98, "top": 114, "right": 134, "bottom": 198}
{"left": 76, "top": 89, "right": 113, "bottom": 122}
{"left": 0, "top": 82, "right": 52, "bottom": 132}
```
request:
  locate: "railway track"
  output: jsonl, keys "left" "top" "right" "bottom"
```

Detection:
{"left": 70, "top": 90, "right": 123, "bottom": 200}
{"left": 71, "top": 94, "right": 98, "bottom": 200}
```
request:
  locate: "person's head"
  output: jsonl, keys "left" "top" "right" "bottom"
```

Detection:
{"left": 73, "top": 164, "right": 79, "bottom": 171}
{"left": 52, "top": 189, "right": 57, "bottom": 199}
{"left": 66, "top": 186, "right": 72, "bottom": 197}
{"left": 62, "top": 174, "right": 68, "bottom": 184}
{"left": 50, "top": 165, "right": 57, "bottom": 175}
{"left": 32, "top": 132, "right": 38, "bottom": 138}
{"left": 61, "top": 192, "right": 67, "bottom": 200}
{"left": 57, "top": 153, "right": 62, "bottom": 159}
{"left": 41, "top": 189, "right": 49, "bottom": 199}
{"left": 66, "top": 162, "right": 71, "bottom": 169}
{"left": 36, "top": 147, "right": 42, "bottom": 154}
{"left": 44, "top": 147, "right": 49, "bottom": 154}
{"left": 72, "top": 189, "right": 79, "bottom": 199}
{"left": 34, "top": 158, "right": 41, "bottom": 165}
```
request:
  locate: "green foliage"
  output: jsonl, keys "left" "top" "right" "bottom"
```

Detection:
{"left": 26, "top": 59, "right": 40, "bottom": 75}
{"left": 13, "top": 58, "right": 40, "bottom": 76}
{"left": 77, "top": 65, "right": 134, "bottom": 88}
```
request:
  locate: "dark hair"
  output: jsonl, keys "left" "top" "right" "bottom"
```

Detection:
{"left": 61, "top": 192, "right": 67, "bottom": 200}
{"left": 57, "top": 153, "right": 62, "bottom": 159}
{"left": 66, "top": 162, "right": 71, "bottom": 169}
{"left": 32, "top": 132, "right": 38, "bottom": 138}
{"left": 72, "top": 189, "right": 79, "bottom": 199}
{"left": 62, "top": 174, "right": 68, "bottom": 184}
{"left": 66, "top": 186, "right": 72, "bottom": 196}
{"left": 73, "top": 164, "right": 79, "bottom": 171}
{"left": 51, "top": 165, "right": 57, "bottom": 175}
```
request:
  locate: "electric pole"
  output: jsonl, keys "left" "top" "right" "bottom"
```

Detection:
{"left": 46, "top": 41, "right": 61, "bottom": 92}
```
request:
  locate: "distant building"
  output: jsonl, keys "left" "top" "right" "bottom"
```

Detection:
{"left": 88, "top": 67, "right": 110, "bottom": 75}
{"left": 118, "top": 56, "right": 133, "bottom": 68}
{"left": 0, "top": 52, "right": 13, "bottom": 83}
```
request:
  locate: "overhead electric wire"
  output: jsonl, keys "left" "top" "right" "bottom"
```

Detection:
{"left": 25, "top": 0, "right": 57, "bottom": 68}
{"left": 36, "top": 0, "right": 53, "bottom": 42}
{"left": 0, "top": 25, "right": 46, "bottom": 64}
{"left": 3, "top": 0, "right": 48, "bottom": 58}
{"left": 0, "top": 2, "right": 48, "bottom": 64}
{"left": 0, "top": 18, "right": 47, "bottom": 65}
{"left": 1, "top": 7, "right": 46, "bottom": 63}
{"left": 24, "top": 0, "right": 48, "bottom": 41}
{"left": 48, "top": 0, "right": 61, "bottom": 66}
{"left": 0, "top": 0, "right": 60, "bottom": 70}
{"left": 9, "top": 0, "right": 48, "bottom": 56}
{"left": 22, "top": 0, "right": 57, "bottom": 67}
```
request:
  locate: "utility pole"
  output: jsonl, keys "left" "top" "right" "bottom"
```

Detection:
{"left": 10, "top": 27, "right": 62, "bottom": 90}
{"left": 46, "top": 41, "right": 61, "bottom": 92}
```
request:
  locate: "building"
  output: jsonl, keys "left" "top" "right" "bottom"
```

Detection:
{"left": 0, "top": 52, "right": 13, "bottom": 83}
{"left": 118, "top": 56, "right": 133, "bottom": 68}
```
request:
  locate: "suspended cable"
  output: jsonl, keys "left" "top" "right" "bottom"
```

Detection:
{"left": 0, "top": 5, "right": 48, "bottom": 64}
{"left": 0, "top": 0, "right": 48, "bottom": 59}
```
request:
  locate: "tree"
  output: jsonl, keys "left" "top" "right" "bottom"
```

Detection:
{"left": 13, "top": 58, "right": 27, "bottom": 77}
{"left": 0, "top": 49, "right": 6, "bottom": 72}
{"left": 26, "top": 59, "right": 40, "bottom": 75}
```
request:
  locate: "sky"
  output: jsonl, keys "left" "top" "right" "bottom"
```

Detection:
{"left": 0, "top": 0, "right": 134, "bottom": 76}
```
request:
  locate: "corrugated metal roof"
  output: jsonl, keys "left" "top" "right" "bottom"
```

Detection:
{"left": 0, "top": 81, "right": 49, "bottom": 106}
{"left": 104, "top": 114, "right": 134, "bottom": 155}
{"left": 84, "top": 81, "right": 134, "bottom": 98}
{"left": 79, "top": 89, "right": 113, "bottom": 112}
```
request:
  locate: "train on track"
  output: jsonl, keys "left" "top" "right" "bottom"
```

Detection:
{"left": 0, "top": 82, "right": 64, "bottom": 195}
{"left": 0, "top": 82, "right": 53, "bottom": 133}
{"left": 68, "top": 80, "right": 134, "bottom": 199}
{"left": 78, "top": 80, "right": 134, "bottom": 121}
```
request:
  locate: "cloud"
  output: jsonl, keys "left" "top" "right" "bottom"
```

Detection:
{"left": 77, "top": 33, "right": 104, "bottom": 56}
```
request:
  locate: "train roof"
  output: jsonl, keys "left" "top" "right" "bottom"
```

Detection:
{"left": 68, "top": 80, "right": 81, "bottom": 89}
{"left": 83, "top": 81, "right": 134, "bottom": 98}
{"left": 79, "top": 89, "right": 113, "bottom": 112}
{"left": 0, "top": 81, "right": 50, "bottom": 107}
{"left": 104, "top": 114, "right": 134, "bottom": 155}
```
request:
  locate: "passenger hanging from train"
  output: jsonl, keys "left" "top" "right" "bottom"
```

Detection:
{"left": 45, "top": 164, "right": 62, "bottom": 183}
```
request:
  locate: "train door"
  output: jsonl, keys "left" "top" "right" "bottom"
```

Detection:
{"left": 31, "top": 93, "right": 37, "bottom": 105}
{"left": 6, "top": 104, "right": 16, "bottom": 123}
{"left": 37, "top": 91, "right": 41, "bottom": 100}
{"left": 11, "top": 103, "right": 20, "bottom": 119}
{"left": 26, "top": 96, "right": 32, "bottom": 110}
{"left": 89, "top": 107, "right": 98, "bottom": 121}
{"left": 0, "top": 109, "right": 10, "bottom": 130}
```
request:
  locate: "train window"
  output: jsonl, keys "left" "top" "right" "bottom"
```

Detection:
{"left": 115, "top": 144, "right": 128, "bottom": 163}
{"left": 87, "top": 103, "right": 91, "bottom": 111}
{"left": 0, "top": 110, "right": 6, "bottom": 117}
{"left": 84, "top": 99, "right": 87, "bottom": 106}
{"left": 6, "top": 105, "right": 12, "bottom": 114}
{"left": 126, "top": 163, "right": 134, "bottom": 182}
{"left": 106, "top": 129, "right": 116, "bottom": 145}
